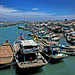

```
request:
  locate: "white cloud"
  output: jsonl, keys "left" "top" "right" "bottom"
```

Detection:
{"left": 0, "top": 5, "right": 55, "bottom": 20}
{"left": 32, "top": 8, "right": 39, "bottom": 11}
{"left": 0, "top": 5, "right": 18, "bottom": 13}
{"left": 0, "top": 5, "right": 55, "bottom": 16}
{"left": 0, "top": 5, "right": 75, "bottom": 21}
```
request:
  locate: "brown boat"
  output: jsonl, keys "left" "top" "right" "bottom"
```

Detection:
{"left": 0, "top": 40, "right": 13, "bottom": 68}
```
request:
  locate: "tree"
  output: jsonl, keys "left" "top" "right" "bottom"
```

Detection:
{"left": 65, "top": 19, "right": 67, "bottom": 21}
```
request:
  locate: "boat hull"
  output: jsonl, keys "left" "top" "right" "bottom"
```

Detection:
{"left": 17, "top": 26, "right": 24, "bottom": 29}
{"left": 0, "top": 63, "right": 11, "bottom": 69}
{"left": 40, "top": 52, "right": 67, "bottom": 63}
{"left": 15, "top": 62, "right": 45, "bottom": 70}
{"left": 15, "top": 63, "right": 44, "bottom": 75}
{"left": 66, "top": 38, "right": 75, "bottom": 45}
{"left": 62, "top": 51, "right": 75, "bottom": 56}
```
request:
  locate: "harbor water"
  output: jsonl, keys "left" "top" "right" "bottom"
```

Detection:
{"left": 0, "top": 24, "right": 75, "bottom": 75}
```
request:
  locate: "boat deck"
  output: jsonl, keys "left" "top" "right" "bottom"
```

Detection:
{"left": 62, "top": 50, "right": 75, "bottom": 55}
{"left": 69, "top": 46, "right": 75, "bottom": 49}
{"left": 45, "top": 53, "right": 68, "bottom": 58}
{"left": 52, "top": 54, "right": 68, "bottom": 58}
{"left": 18, "top": 59, "right": 47, "bottom": 68}
{"left": 0, "top": 43, "right": 13, "bottom": 64}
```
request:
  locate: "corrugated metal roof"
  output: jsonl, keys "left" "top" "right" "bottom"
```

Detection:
{"left": 21, "top": 40, "right": 37, "bottom": 46}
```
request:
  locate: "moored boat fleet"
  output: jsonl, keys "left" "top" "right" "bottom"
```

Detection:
{"left": 0, "top": 21, "right": 75, "bottom": 74}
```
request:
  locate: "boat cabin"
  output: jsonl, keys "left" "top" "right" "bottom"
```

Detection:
{"left": 16, "top": 40, "right": 39, "bottom": 62}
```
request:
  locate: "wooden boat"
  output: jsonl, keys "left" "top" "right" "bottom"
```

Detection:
{"left": 61, "top": 45, "right": 75, "bottom": 56}
{"left": 57, "top": 44, "right": 75, "bottom": 49}
{"left": 0, "top": 40, "right": 13, "bottom": 68}
{"left": 28, "top": 33, "right": 36, "bottom": 37}
{"left": 66, "top": 31, "right": 75, "bottom": 44}
{"left": 63, "top": 30, "right": 72, "bottom": 37}
{"left": 52, "top": 37, "right": 60, "bottom": 41}
{"left": 52, "top": 26, "right": 61, "bottom": 33}
{"left": 23, "top": 27, "right": 29, "bottom": 31}
{"left": 2, "top": 25, "right": 8, "bottom": 27}
{"left": 42, "top": 35, "right": 51, "bottom": 39}
{"left": 13, "top": 35, "right": 47, "bottom": 70}
{"left": 51, "top": 34, "right": 58, "bottom": 38}
{"left": 23, "top": 23, "right": 29, "bottom": 31}
{"left": 17, "top": 26, "right": 24, "bottom": 29}
{"left": 40, "top": 45, "right": 68, "bottom": 63}
{"left": 62, "top": 49, "right": 75, "bottom": 56}
{"left": 47, "top": 41, "right": 59, "bottom": 45}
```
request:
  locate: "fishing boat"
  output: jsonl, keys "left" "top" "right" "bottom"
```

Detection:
{"left": 40, "top": 44, "right": 68, "bottom": 63}
{"left": 2, "top": 25, "right": 8, "bottom": 27}
{"left": 0, "top": 40, "right": 13, "bottom": 68}
{"left": 52, "top": 26, "right": 61, "bottom": 33}
{"left": 23, "top": 23, "right": 29, "bottom": 31}
{"left": 28, "top": 33, "right": 36, "bottom": 37}
{"left": 66, "top": 31, "right": 75, "bottom": 44}
{"left": 13, "top": 35, "right": 47, "bottom": 70}
{"left": 17, "top": 26, "right": 24, "bottom": 29}
{"left": 51, "top": 34, "right": 58, "bottom": 38}
{"left": 61, "top": 45, "right": 75, "bottom": 56}
{"left": 57, "top": 44, "right": 75, "bottom": 49}
{"left": 42, "top": 35, "right": 51, "bottom": 39}
{"left": 63, "top": 30, "right": 72, "bottom": 37}
{"left": 52, "top": 37, "right": 60, "bottom": 41}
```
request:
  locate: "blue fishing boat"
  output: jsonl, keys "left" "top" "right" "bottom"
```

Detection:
{"left": 13, "top": 35, "right": 47, "bottom": 70}
{"left": 41, "top": 44, "right": 68, "bottom": 63}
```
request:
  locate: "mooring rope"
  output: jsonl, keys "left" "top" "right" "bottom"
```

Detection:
{"left": 48, "top": 57, "right": 51, "bottom": 63}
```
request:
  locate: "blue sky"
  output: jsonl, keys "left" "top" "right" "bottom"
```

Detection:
{"left": 0, "top": 0, "right": 75, "bottom": 21}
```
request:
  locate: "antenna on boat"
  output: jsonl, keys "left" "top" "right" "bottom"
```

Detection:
{"left": 24, "top": 12, "right": 26, "bottom": 39}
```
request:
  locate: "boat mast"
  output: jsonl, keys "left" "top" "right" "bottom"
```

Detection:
{"left": 24, "top": 12, "right": 26, "bottom": 63}
{"left": 24, "top": 12, "right": 25, "bottom": 23}
{"left": 24, "top": 12, "right": 25, "bottom": 38}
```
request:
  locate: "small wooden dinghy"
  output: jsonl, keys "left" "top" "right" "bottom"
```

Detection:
{"left": 0, "top": 40, "right": 13, "bottom": 68}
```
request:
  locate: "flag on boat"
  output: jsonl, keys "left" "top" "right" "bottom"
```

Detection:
{"left": 33, "top": 36, "right": 34, "bottom": 38}
{"left": 34, "top": 37, "right": 38, "bottom": 40}
{"left": 16, "top": 31, "right": 17, "bottom": 33}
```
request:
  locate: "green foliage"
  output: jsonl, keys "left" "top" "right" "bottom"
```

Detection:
{"left": 65, "top": 19, "right": 67, "bottom": 21}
